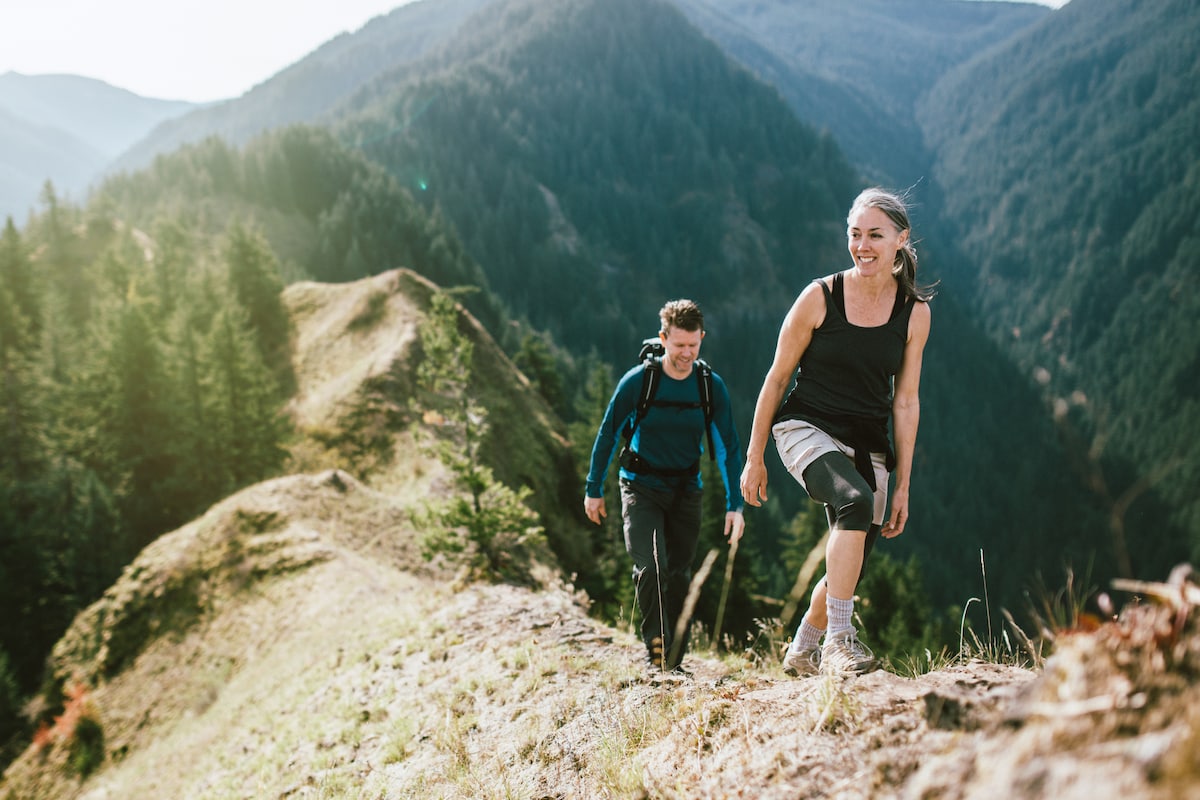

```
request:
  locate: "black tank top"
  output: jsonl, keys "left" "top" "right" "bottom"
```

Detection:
{"left": 775, "top": 272, "right": 915, "bottom": 488}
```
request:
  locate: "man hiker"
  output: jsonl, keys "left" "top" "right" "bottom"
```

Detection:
{"left": 584, "top": 299, "right": 745, "bottom": 675}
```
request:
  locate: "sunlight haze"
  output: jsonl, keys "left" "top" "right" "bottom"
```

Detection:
{"left": 0, "top": 0, "right": 418, "bottom": 103}
{"left": 1, "top": 0, "right": 1067, "bottom": 104}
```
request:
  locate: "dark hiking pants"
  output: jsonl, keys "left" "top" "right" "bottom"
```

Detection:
{"left": 619, "top": 477, "right": 702, "bottom": 667}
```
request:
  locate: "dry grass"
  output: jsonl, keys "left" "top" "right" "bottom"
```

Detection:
{"left": 4, "top": 469, "right": 1199, "bottom": 799}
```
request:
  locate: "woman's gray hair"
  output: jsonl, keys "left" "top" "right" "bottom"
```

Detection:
{"left": 848, "top": 187, "right": 937, "bottom": 302}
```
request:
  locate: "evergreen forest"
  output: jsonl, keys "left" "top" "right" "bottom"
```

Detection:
{"left": 2, "top": 0, "right": 1197, "bottom": 766}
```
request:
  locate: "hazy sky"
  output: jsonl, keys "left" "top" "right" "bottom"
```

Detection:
{"left": 0, "top": 0, "right": 418, "bottom": 103}
{"left": 2, "top": 0, "right": 1068, "bottom": 104}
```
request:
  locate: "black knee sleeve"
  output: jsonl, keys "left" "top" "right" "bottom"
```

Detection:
{"left": 859, "top": 523, "right": 881, "bottom": 584}
{"left": 803, "top": 452, "right": 874, "bottom": 532}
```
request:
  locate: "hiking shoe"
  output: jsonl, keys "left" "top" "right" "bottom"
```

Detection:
{"left": 669, "top": 662, "right": 693, "bottom": 678}
{"left": 782, "top": 646, "right": 821, "bottom": 677}
{"left": 821, "top": 629, "right": 878, "bottom": 675}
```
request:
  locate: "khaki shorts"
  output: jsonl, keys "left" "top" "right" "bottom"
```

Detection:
{"left": 771, "top": 419, "right": 889, "bottom": 525}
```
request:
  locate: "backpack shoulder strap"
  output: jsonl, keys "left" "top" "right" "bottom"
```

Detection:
{"left": 695, "top": 359, "right": 716, "bottom": 461}
{"left": 624, "top": 356, "right": 661, "bottom": 442}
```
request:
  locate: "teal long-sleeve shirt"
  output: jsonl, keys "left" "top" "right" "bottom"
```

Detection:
{"left": 586, "top": 362, "right": 744, "bottom": 513}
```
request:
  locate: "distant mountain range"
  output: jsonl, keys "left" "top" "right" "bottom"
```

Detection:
{"left": 104, "top": 0, "right": 496, "bottom": 178}
{"left": 0, "top": 72, "right": 194, "bottom": 221}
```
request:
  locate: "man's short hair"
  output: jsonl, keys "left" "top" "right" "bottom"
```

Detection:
{"left": 659, "top": 299, "right": 704, "bottom": 333}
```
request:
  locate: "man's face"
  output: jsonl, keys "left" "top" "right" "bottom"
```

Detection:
{"left": 660, "top": 325, "right": 704, "bottom": 376}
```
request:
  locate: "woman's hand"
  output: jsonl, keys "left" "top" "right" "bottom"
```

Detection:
{"left": 740, "top": 460, "right": 769, "bottom": 507}
{"left": 882, "top": 487, "right": 909, "bottom": 538}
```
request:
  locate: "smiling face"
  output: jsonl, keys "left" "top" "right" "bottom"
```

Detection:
{"left": 847, "top": 206, "right": 909, "bottom": 278}
{"left": 659, "top": 325, "right": 704, "bottom": 379}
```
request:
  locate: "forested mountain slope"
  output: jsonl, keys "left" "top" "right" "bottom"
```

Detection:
{"left": 281, "top": 268, "right": 588, "bottom": 571}
{"left": 917, "top": 0, "right": 1200, "bottom": 570}
{"left": 669, "top": 0, "right": 1048, "bottom": 185}
{"left": 339, "top": 0, "right": 855, "bottom": 370}
{"left": 109, "top": 0, "right": 496, "bottom": 175}
{"left": 98, "top": 126, "right": 506, "bottom": 331}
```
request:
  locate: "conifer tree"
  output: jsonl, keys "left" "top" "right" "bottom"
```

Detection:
{"left": 223, "top": 222, "right": 289, "bottom": 366}
{"left": 0, "top": 645, "right": 19, "bottom": 756}
{"left": 0, "top": 283, "right": 41, "bottom": 480}
{"left": 167, "top": 295, "right": 222, "bottom": 509}
{"left": 203, "top": 303, "right": 288, "bottom": 493}
{"left": 0, "top": 225, "right": 125, "bottom": 699}
{"left": 514, "top": 331, "right": 566, "bottom": 417}
{"left": 414, "top": 289, "right": 549, "bottom": 584}
{"left": 91, "top": 292, "right": 181, "bottom": 546}
{"left": 855, "top": 552, "right": 942, "bottom": 659}
{"left": 148, "top": 219, "right": 194, "bottom": 321}
{"left": 0, "top": 481, "right": 44, "bottom": 688}
{"left": 34, "top": 183, "right": 93, "bottom": 329}
{"left": 0, "top": 220, "right": 40, "bottom": 339}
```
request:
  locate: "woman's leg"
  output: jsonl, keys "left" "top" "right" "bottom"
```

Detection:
{"left": 803, "top": 520, "right": 882, "bottom": 628}
{"left": 799, "top": 454, "right": 882, "bottom": 672}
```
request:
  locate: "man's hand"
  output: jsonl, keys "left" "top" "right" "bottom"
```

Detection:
{"left": 584, "top": 495, "right": 606, "bottom": 526}
{"left": 724, "top": 510, "right": 745, "bottom": 544}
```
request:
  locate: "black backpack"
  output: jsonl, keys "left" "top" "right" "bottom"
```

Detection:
{"left": 622, "top": 337, "right": 716, "bottom": 464}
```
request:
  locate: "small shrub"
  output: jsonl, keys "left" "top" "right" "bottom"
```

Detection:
{"left": 413, "top": 289, "right": 552, "bottom": 585}
{"left": 31, "top": 680, "right": 105, "bottom": 778}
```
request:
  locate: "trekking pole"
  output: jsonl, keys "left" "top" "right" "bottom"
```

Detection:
{"left": 669, "top": 548, "right": 719, "bottom": 670}
{"left": 712, "top": 536, "right": 739, "bottom": 647}
{"left": 653, "top": 528, "right": 667, "bottom": 672}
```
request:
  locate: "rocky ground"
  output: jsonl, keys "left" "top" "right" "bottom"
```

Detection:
{"left": 2, "top": 469, "right": 1198, "bottom": 798}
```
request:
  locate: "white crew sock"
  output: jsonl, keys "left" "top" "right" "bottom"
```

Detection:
{"left": 826, "top": 593, "right": 854, "bottom": 637}
{"left": 789, "top": 618, "right": 824, "bottom": 654}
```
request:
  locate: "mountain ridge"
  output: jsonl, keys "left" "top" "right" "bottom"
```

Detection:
{"left": 281, "top": 267, "right": 589, "bottom": 572}
{"left": 3, "top": 463, "right": 1197, "bottom": 797}
{"left": 0, "top": 72, "right": 195, "bottom": 221}
{"left": 0, "top": 106, "right": 105, "bottom": 223}
{"left": 107, "top": 0, "right": 498, "bottom": 178}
